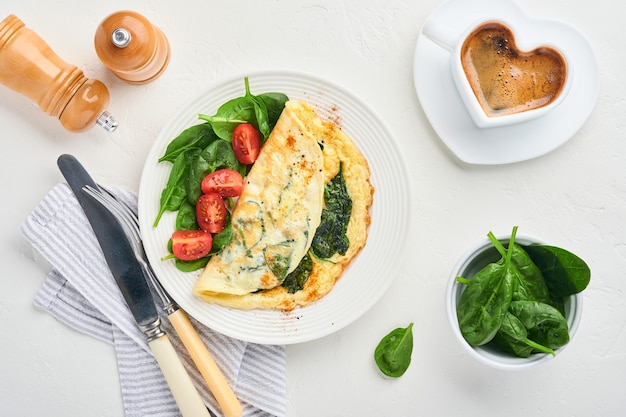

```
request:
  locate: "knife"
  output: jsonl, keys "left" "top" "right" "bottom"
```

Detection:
{"left": 82, "top": 183, "right": 243, "bottom": 417}
{"left": 57, "top": 154, "right": 211, "bottom": 417}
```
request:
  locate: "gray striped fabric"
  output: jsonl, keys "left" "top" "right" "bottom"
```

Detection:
{"left": 21, "top": 183, "right": 286, "bottom": 417}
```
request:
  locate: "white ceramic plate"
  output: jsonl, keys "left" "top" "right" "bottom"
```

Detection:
{"left": 413, "top": 0, "right": 600, "bottom": 165}
{"left": 138, "top": 70, "right": 411, "bottom": 344}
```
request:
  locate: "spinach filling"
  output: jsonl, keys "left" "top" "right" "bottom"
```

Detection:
{"left": 282, "top": 253, "right": 313, "bottom": 293}
{"left": 311, "top": 163, "right": 352, "bottom": 258}
{"left": 280, "top": 163, "right": 353, "bottom": 293}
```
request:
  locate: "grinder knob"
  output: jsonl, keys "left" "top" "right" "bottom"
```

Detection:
{"left": 94, "top": 10, "right": 170, "bottom": 84}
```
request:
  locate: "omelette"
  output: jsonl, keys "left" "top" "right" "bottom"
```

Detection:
{"left": 193, "top": 100, "right": 373, "bottom": 310}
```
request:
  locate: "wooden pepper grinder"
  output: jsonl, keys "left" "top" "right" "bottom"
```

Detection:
{"left": 94, "top": 11, "right": 170, "bottom": 84}
{"left": 0, "top": 14, "right": 118, "bottom": 133}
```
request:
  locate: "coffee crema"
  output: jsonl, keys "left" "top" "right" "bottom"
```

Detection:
{"left": 460, "top": 22, "right": 567, "bottom": 117}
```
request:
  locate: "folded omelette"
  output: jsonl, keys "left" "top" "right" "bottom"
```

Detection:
{"left": 192, "top": 100, "right": 373, "bottom": 310}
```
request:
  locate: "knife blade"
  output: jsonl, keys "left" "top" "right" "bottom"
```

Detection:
{"left": 57, "top": 154, "right": 211, "bottom": 417}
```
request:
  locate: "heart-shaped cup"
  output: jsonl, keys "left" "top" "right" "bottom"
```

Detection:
{"left": 422, "top": 17, "right": 571, "bottom": 128}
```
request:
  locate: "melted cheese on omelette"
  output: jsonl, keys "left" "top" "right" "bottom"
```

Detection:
{"left": 193, "top": 100, "right": 373, "bottom": 310}
{"left": 193, "top": 101, "right": 325, "bottom": 296}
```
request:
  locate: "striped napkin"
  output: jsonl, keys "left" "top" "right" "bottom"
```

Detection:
{"left": 20, "top": 183, "right": 286, "bottom": 417}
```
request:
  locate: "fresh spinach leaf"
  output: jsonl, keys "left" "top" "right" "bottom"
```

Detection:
{"left": 524, "top": 244, "right": 591, "bottom": 297}
{"left": 508, "top": 300, "right": 570, "bottom": 350}
{"left": 201, "top": 139, "right": 245, "bottom": 174}
{"left": 154, "top": 148, "right": 200, "bottom": 227}
{"left": 211, "top": 220, "right": 232, "bottom": 254}
{"left": 311, "top": 164, "right": 352, "bottom": 259}
{"left": 509, "top": 244, "right": 551, "bottom": 303}
{"left": 258, "top": 92, "right": 289, "bottom": 131}
{"left": 185, "top": 139, "right": 247, "bottom": 206}
{"left": 244, "top": 80, "right": 271, "bottom": 139}
{"left": 548, "top": 294, "right": 567, "bottom": 317}
{"left": 374, "top": 323, "right": 414, "bottom": 378}
{"left": 197, "top": 77, "right": 286, "bottom": 141}
{"left": 176, "top": 200, "right": 199, "bottom": 230}
{"left": 488, "top": 235, "right": 551, "bottom": 303}
{"left": 456, "top": 230, "right": 518, "bottom": 346}
{"left": 158, "top": 123, "right": 218, "bottom": 163}
{"left": 492, "top": 311, "right": 556, "bottom": 357}
{"left": 185, "top": 151, "right": 211, "bottom": 205}
{"left": 198, "top": 97, "right": 253, "bottom": 141}
{"left": 175, "top": 257, "right": 210, "bottom": 272}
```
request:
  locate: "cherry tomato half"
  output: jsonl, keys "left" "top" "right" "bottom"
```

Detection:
{"left": 196, "top": 192, "right": 227, "bottom": 234}
{"left": 232, "top": 123, "right": 261, "bottom": 164}
{"left": 171, "top": 229, "right": 212, "bottom": 261}
{"left": 201, "top": 168, "right": 244, "bottom": 198}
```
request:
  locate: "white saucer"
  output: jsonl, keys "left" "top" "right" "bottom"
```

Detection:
{"left": 413, "top": 0, "right": 600, "bottom": 165}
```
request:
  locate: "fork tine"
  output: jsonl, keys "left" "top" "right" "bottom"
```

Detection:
{"left": 83, "top": 185, "right": 141, "bottom": 243}
{"left": 82, "top": 185, "right": 175, "bottom": 311}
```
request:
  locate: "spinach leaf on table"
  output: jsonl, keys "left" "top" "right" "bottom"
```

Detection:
{"left": 374, "top": 323, "right": 414, "bottom": 378}
{"left": 524, "top": 244, "right": 591, "bottom": 297}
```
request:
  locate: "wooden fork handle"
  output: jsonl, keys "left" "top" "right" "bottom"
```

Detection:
{"left": 168, "top": 309, "right": 243, "bottom": 417}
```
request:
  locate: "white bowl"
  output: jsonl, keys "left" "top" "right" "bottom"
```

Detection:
{"left": 446, "top": 234, "right": 583, "bottom": 370}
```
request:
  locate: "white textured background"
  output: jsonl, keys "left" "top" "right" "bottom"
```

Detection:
{"left": 1, "top": 0, "right": 624, "bottom": 416}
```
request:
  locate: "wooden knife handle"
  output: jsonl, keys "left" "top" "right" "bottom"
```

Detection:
{"left": 148, "top": 334, "right": 211, "bottom": 417}
{"left": 169, "top": 309, "right": 243, "bottom": 417}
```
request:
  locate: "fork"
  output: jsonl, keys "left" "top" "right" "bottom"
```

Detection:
{"left": 83, "top": 185, "right": 243, "bottom": 417}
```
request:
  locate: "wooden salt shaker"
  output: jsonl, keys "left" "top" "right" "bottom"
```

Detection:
{"left": 94, "top": 11, "right": 170, "bottom": 84}
{"left": 0, "top": 14, "right": 118, "bottom": 132}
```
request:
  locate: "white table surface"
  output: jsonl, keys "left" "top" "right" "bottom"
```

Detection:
{"left": 1, "top": 0, "right": 624, "bottom": 416}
